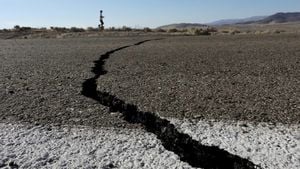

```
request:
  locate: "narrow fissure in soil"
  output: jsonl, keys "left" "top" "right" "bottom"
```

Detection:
{"left": 82, "top": 39, "right": 260, "bottom": 169}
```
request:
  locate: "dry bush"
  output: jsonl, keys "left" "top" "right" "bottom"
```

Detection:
{"left": 273, "top": 29, "right": 285, "bottom": 34}
{"left": 106, "top": 27, "right": 116, "bottom": 31}
{"left": 198, "top": 29, "right": 211, "bottom": 35}
{"left": 86, "top": 27, "right": 98, "bottom": 32}
{"left": 122, "top": 26, "right": 132, "bottom": 31}
{"left": 155, "top": 28, "right": 166, "bottom": 33}
{"left": 50, "top": 27, "right": 67, "bottom": 32}
{"left": 20, "top": 27, "right": 31, "bottom": 31}
{"left": 107, "top": 26, "right": 133, "bottom": 32}
{"left": 187, "top": 28, "right": 212, "bottom": 36}
{"left": 187, "top": 28, "right": 199, "bottom": 35}
{"left": 181, "top": 29, "right": 188, "bottom": 33}
{"left": 14, "top": 25, "right": 20, "bottom": 30}
{"left": 13, "top": 25, "right": 31, "bottom": 32}
{"left": 221, "top": 30, "right": 230, "bottom": 34}
{"left": 70, "top": 27, "right": 85, "bottom": 32}
{"left": 168, "top": 28, "right": 178, "bottom": 33}
{"left": 143, "top": 27, "right": 152, "bottom": 32}
{"left": 229, "top": 29, "right": 241, "bottom": 35}
{"left": 207, "top": 27, "right": 218, "bottom": 32}
{"left": 218, "top": 28, "right": 241, "bottom": 35}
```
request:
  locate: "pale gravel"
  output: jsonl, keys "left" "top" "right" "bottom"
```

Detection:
{"left": 171, "top": 119, "right": 300, "bottom": 169}
{"left": 1, "top": 119, "right": 299, "bottom": 169}
{"left": 0, "top": 123, "right": 193, "bottom": 169}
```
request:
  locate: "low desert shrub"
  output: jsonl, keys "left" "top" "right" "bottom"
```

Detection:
{"left": 168, "top": 28, "right": 178, "bottom": 33}
{"left": 155, "top": 28, "right": 166, "bottom": 32}
{"left": 207, "top": 27, "right": 218, "bottom": 32}
{"left": 19, "top": 27, "right": 31, "bottom": 31}
{"left": 70, "top": 27, "right": 85, "bottom": 32}
{"left": 273, "top": 29, "right": 285, "bottom": 34}
{"left": 143, "top": 27, "right": 152, "bottom": 32}
{"left": 13, "top": 25, "right": 31, "bottom": 32}
{"left": 14, "top": 25, "right": 20, "bottom": 30}
{"left": 188, "top": 28, "right": 211, "bottom": 36}
{"left": 121, "top": 26, "right": 132, "bottom": 31}
{"left": 50, "top": 27, "right": 67, "bottom": 32}
{"left": 229, "top": 29, "right": 241, "bottom": 35}
{"left": 107, "top": 27, "right": 116, "bottom": 31}
{"left": 86, "top": 27, "right": 98, "bottom": 32}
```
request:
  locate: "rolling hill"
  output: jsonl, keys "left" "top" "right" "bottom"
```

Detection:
{"left": 157, "top": 23, "right": 209, "bottom": 30}
{"left": 208, "top": 16, "right": 267, "bottom": 25}
{"left": 241, "top": 12, "right": 300, "bottom": 24}
{"left": 157, "top": 12, "right": 300, "bottom": 29}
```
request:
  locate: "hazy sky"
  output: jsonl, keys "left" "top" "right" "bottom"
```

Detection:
{"left": 0, "top": 0, "right": 299, "bottom": 28}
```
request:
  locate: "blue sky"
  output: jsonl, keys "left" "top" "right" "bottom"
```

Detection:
{"left": 0, "top": 0, "right": 299, "bottom": 28}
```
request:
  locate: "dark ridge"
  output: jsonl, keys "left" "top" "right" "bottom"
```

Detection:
{"left": 239, "top": 12, "right": 300, "bottom": 24}
{"left": 81, "top": 39, "right": 260, "bottom": 169}
{"left": 259, "top": 12, "right": 300, "bottom": 23}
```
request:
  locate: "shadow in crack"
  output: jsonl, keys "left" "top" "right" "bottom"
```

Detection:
{"left": 82, "top": 39, "right": 260, "bottom": 169}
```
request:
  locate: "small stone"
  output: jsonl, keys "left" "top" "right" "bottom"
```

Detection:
{"left": 110, "top": 112, "right": 118, "bottom": 116}
{"left": 103, "top": 163, "right": 115, "bottom": 169}
{"left": 193, "top": 114, "right": 204, "bottom": 119}
{"left": 240, "top": 123, "right": 248, "bottom": 127}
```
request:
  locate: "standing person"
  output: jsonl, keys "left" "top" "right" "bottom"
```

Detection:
{"left": 99, "top": 10, "right": 104, "bottom": 31}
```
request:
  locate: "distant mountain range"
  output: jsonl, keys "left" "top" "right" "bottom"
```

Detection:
{"left": 157, "top": 23, "right": 209, "bottom": 30}
{"left": 208, "top": 16, "right": 267, "bottom": 25}
{"left": 157, "top": 12, "right": 300, "bottom": 29}
{"left": 241, "top": 12, "right": 300, "bottom": 24}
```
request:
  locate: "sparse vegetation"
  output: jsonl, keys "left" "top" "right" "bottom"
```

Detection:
{"left": 1, "top": 22, "right": 299, "bottom": 40}
{"left": 50, "top": 27, "right": 67, "bottom": 32}
{"left": 207, "top": 27, "right": 218, "bottom": 33}
{"left": 122, "top": 26, "right": 132, "bottom": 31}
{"left": 86, "top": 27, "right": 98, "bottom": 32}
{"left": 155, "top": 28, "right": 166, "bottom": 33}
{"left": 194, "top": 29, "right": 211, "bottom": 35}
{"left": 70, "top": 27, "right": 85, "bottom": 32}
{"left": 167, "top": 28, "right": 178, "bottom": 33}
{"left": 106, "top": 27, "right": 116, "bottom": 31}
{"left": 230, "top": 29, "right": 241, "bottom": 35}
{"left": 14, "top": 25, "right": 20, "bottom": 30}
{"left": 143, "top": 27, "right": 152, "bottom": 32}
{"left": 19, "top": 27, "right": 32, "bottom": 31}
{"left": 273, "top": 29, "right": 285, "bottom": 34}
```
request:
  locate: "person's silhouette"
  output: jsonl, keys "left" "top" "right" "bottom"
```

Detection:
{"left": 100, "top": 10, "right": 104, "bottom": 30}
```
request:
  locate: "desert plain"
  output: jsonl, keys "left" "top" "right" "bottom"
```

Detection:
{"left": 0, "top": 32, "right": 299, "bottom": 169}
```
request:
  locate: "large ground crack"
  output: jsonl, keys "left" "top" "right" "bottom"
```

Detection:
{"left": 82, "top": 39, "right": 260, "bottom": 169}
